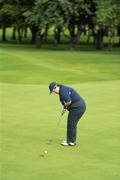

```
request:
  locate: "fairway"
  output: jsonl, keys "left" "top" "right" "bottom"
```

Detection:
{"left": 0, "top": 44, "right": 120, "bottom": 180}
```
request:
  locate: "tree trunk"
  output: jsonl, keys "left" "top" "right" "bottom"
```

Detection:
{"left": 17, "top": 27, "right": 23, "bottom": 43}
{"left": 44, "top": 24, "right": 49, "bottom": 42}
{"left": 36, "top": 35, "right": 42, "bottom": 48}
{"left": 30, "top": 25, "right": 39, "bottom": 43}
{"left": 83, "top": 26, "right": 87, "bottom": 36}
{"left": 95, "top": 29, "right": 104, "bottom": 50}
{"left": 2, "top": 26, "right": 7, "bottom": 41}
{"left": 91, "top": 27, "right": 96, "bottom": 45}
{"left": 108, "top": 38, "right": 113, "bottom": 50}
{"left": 68, "top": 19, "right": 82, "bottom": 50}
{"left": 24, "top": 26, "right": 28, "bottom": 38}
{"left": 11, "top": 26, "right": 17, "bottom": 40}
{"left": 117, "top": 25, "right": 120, "bottom": 47}
{"left": 54, "top": 27, "right": 62, "bottom": 46}
{"left": 118, "top": 37, "right": 120, "bottom": 47}
{"left": 87, "top": 30, "right": 91, "bottom": 44}
{"left": 107, "top": 28, "right": 115, "bottom": 50}
{"left": 68, "top": 18, "right": 75, "bottom": 49}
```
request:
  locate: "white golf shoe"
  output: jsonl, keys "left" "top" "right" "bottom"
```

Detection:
{"left": 61, "top": 140, "right": 76, "bottom": 146}
{"left": 61, "top": 140, "right": 68, "bottom": 146}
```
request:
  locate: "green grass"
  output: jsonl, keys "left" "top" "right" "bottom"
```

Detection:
{"left": 0, "top": 44, "right": 120, "bottom": 180}
{"left": 0, "top": 44, "right": 120, "bottom": 84}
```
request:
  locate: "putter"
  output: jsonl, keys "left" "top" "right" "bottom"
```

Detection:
{"left": 48, "top": 115, "right": 63, "bottom": 144}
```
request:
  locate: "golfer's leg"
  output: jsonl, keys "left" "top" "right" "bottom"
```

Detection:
{"left": 67, "top": 110, "right": 78, "bottom": 143}
{"left": 67, "top": 109, "right": 85, "bottom": 143}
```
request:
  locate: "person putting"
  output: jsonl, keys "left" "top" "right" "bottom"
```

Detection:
{"left": 49, "top": 82, "right": 86, "bottom": 146}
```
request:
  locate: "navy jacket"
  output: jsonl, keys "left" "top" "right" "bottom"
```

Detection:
{"left": 59, "top": 85, "right": 86, "bottom": 111}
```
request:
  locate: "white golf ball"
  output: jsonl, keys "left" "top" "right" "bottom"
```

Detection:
{"left": 44, "top": 150, "right": 47, "bottom": 154}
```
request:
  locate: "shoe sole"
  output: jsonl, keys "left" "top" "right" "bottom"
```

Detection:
{"left": 61, "top": 143, "right": 76, "bottom": 146}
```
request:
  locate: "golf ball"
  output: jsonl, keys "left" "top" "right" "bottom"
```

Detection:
{"left": 44, "top": 151, "right": 47, "bottom": 154}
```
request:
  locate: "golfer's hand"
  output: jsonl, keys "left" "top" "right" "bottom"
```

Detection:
{"left": 61, "top": 108, "right": 66, "bottom": 116}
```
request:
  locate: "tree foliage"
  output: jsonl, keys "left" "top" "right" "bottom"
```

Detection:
{"left": 95, "top": 0, "right": 120, "bottom": 49}
{"left": 0, "top": 0, "right": 120, "bottom": 49}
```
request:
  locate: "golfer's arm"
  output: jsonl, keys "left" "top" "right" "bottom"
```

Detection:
{"left": 64, "top": 101, "right": 72, "bottom": 108}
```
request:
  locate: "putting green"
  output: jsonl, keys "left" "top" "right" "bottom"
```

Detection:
{"left": 1, "top": 80, "right": 120, "bottom": 180}
{"left": 0, "top": 44, "right": 120, "bottom": 180}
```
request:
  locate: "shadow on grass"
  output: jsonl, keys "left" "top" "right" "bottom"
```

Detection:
{"left": 0, "top": 41, "right": 120, "bottom": 54}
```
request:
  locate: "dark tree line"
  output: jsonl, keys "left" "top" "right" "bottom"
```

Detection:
{"left": 0, "top": 0, "right": 120, "bottom": 49}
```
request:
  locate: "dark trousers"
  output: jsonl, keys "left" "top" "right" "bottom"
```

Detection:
{"left": 67, "top": 105, "right": 86, "bottom": 143}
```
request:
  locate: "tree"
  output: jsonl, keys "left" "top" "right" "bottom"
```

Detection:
{"left": 0, "top": 0, "right": 35, "bottom": 42}
{"left": 24, "top": 0, "right": 70, "bottom": 46}
{"left": 25, "top": 0, "right": 94, "bottom": 48}
{"left": 0, "top": 0, "right": 15, "bottom": 41}
{"left": 95, "top": 0, "right": 120, "bottom": 49}
{"left": 62, "top": 0, "right": 89, "bottom": 48}
{"left": 11, "top": 0, "right": 35, "bottom": 42}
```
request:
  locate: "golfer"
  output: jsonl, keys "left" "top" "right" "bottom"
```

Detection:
{"left": 49, "top": 82, "right": 86, "bottom": 146}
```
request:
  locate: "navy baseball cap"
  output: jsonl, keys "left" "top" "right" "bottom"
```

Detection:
{"left": 49, "top": 82, "right": 57, "bottom": 94}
